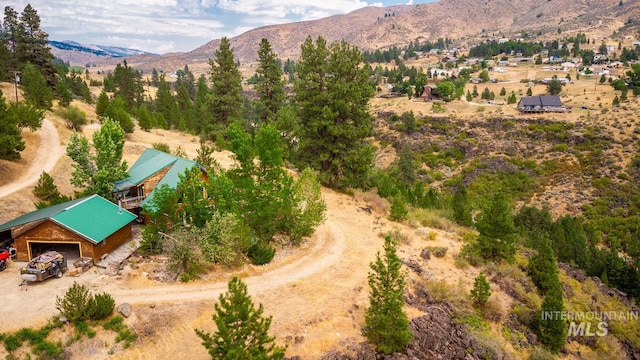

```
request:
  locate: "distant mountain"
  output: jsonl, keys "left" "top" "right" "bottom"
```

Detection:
{"left": 50, "top": 40, "right": 157, "bottom": 65}
{"left": 92, "top": 0, "right": 640, "bottom": 72}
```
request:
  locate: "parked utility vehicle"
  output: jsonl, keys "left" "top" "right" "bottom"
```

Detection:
{"left": 0, "top": 249, "right": 9, "bottom": 271}
{"left": 20, "top": 251, "right": 67, "bottom": 282}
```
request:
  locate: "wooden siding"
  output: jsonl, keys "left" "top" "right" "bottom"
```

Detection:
{"left": 14, "top": 220, "right": 132, "bottom": 262}
{"left": 143, "top": 166, "right": 171, "bottom": 195}
{"left": 91, "top": 223, "right": 132, "bottom": 261}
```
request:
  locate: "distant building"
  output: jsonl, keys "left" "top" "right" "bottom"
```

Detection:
{"left": 517, "top": 95, "right": 566, "bottom": 113}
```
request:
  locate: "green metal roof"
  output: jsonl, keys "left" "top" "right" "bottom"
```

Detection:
{"left": 0, "top": 197, "right": 87, "bottom": 232}
{"left": 114, "top": 148, "right": 200, "bottom": 191}
{"left": 139, "top": 158, "right": 202, "bottom": 208}
{"left": 0, "top": 195, "right": 137, "bottom": 244}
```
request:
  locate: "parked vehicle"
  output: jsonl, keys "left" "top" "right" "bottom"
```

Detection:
{"left": 0, "top": 249, "right": 9, "bottom": 271}
{"left": 20, "top": 251, "right": 67, "bottom": 282}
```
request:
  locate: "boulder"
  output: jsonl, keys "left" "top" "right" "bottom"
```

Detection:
{"left": 117, "top": 303, "right": 132, "bottom": 318}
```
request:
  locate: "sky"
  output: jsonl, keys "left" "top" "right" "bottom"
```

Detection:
{"left": 4, "top": 0, "right": 435, "bottom": 54}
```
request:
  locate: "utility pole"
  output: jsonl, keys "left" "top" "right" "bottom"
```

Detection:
{"left": 13, "top": 71, "right": 20, "bottom": 102}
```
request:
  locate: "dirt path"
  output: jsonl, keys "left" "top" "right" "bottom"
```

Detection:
{"left": 100, "top": 220, "right": 345, "bottom": 304}
{"left": 0, "top": 119, "right": 62, "bottom": 199}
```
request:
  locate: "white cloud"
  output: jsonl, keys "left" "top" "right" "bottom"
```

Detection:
{"left": 3, "top": 0, "right": 409, "bottom": 53}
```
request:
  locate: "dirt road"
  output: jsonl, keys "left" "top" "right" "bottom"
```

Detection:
{"left": 0, "top": 119, "right": 62, "bottom": 199}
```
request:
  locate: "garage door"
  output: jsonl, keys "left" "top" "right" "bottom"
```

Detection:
{"left": 28, "top": 242, "right": 81, "bottom": 263}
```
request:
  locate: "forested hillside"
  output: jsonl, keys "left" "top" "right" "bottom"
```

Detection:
{"left": 1, "top": 2, "right": 640, "bottom": 359}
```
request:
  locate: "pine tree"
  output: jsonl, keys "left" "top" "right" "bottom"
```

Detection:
{"left": 155, "top": 74, "right": 178, "bottom": 128}
{"left": 526, "top": 87, "right": 533, "bottom": 96}
{"left": 365, "top": 235, "right": 413, "bottom": 354}
{"left": 20, "top": 63, "right": 53, "bottom": 109}
{"left": 255, "top": 38, "right": 285, "bottom": 124}
{"left": 96, "top": 90, "right": 109, "bottom": 118}
{"left": 294, "top": 36, "right": 375, "bottom": 188}
{"left": 476, "top": 193, "right": 517, "bottom": 262}
{"left": 528, "top": 234, "right": 559, "bottom": 294}
{"left": 15, "top": 4, "right": 57, "bottom": 86}
{"left": 470, "top": 273, "right": 491, "bottom": 306}
{"left": 536, "top": 278, "right": 566, "bottom": 353}
{"left": 137, "top": 103, "right": 154, "bottom": 131}
{"left": 452, "top": 186, "right": 473, "bottom": 227}
{"left": 0, "top": 90, "right": 25, "bottom": 160}
{"left": 34, "top": 171, "right": 61, "bottom": 200}
{"left": 208, "top": 37, "right": 243, "bottom": 132}
{"left": 389, "top": 192, "right": 409, "bottom": 221}
{"left": 195, "top": 277, "right": 286, "bottom": 360}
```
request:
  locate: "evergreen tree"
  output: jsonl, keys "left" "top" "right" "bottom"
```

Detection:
{"left": 208, "top": 37, "right": 243, "bottom": 133}
{"left": 15, "top": 4, "right": 57, "bottom": 86}
{"left": 526, "top": 87, "right": 533, "bottom": 96}
{"left": 33, "top": 171, "right": 60, "bottom": 200}
{"left": 66, "top": 118, "right": 128, "bottom": 198}
{"left": 255, "top": 38, "right": 285, "bottom": 124}
{"left": 389, "top": 192, "right": 409, "bottom": 221}
{"left": 155, "top": 74, "right": 178, "bottom": 128}
{"left": 536, "top": 278, "right": 566, "bottom": 353}
{"left": 96, "top": 90, "right": 109, "bottom": 118}
{"left": 193, "top": 75, "right": 213, "bottom": 135}
{"left": 0, "top": 90, "right": 25, "bottom": 160}
{"left": 112, "top": 60, "right": 143, "bottom": 111}
{"left": 294, "top": 36, "right": 375, "bottom": 188}
{"left": 507, "top": 92, "right": 517, "bottom": 104}
{"left": 470, "top": 273, "right": 491, "bottom": 306}
{"left": 452, "top": 186, "right": 473, "bottom": 227}
{"left": 500, "top": 87, "right": 506, "bottom": 96}
{"left": 528, "top": 234, "right": 559, "bottom": 294}
{"left": 475, "top": 193, "right": 517, "bottom": 262}
{"left": 104, "top": 95, "right": 134, "bottom": 133}
{"left": 365, "top": 235, "right": 413, "bottom": 354}
{"left": 175, "top": 85, "right": 194, "bottom": 131}
{"left": 137, "top": 104, "right": 154, "bottom": 131}
{"left": 195, "top": 277, "right": 286, "bottom": 360}
{"left": 20, "top": 62, "right": 53, "bottom": 109}
{"left": 547, "top": 78, "right": 562, "bottom": 95}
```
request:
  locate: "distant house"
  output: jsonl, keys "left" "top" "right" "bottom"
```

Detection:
{"left": 0, "top": 195, "right": 137, "bottom": 262}
{"left": 417, "top": 85, "right": 438, "bottom": 101}
{"left": 517, "top": 95, "right": 566, "bottom": 113}
{"left": 113, "top": 148, "right": 207, "bottom": 216}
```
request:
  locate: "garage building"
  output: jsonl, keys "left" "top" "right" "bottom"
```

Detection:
{"left": 0, "top": 194, "right": 137, "bottom": 263}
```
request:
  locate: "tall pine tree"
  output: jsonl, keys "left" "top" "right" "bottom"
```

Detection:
{"left": 294, "top": 36, "right": 375, "bottom": 188}
{"left": 255, "top": 38, "right": 285, "bottom": 124}
{"left": 208, "top": 37, "right": 243, "bottom": 135}
{"left": 536, "top": 278, "right": 566, "bottom": 353}
{"left": 365, "top": 235, "right": 413, "bottom": 354}
{"left": 195, "top": 277, "right": 286, "bottom": 359}
{"left": 475, "top": 193, "right": 517, "bottom": 262}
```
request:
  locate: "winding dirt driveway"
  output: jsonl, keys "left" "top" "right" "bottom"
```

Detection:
{"left": 0, "top": 119, "right": 63, "bottom": 199}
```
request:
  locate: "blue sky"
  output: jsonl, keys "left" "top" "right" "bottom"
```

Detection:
{"left": 4, "top": 0, "right": 434, "bottom": 54}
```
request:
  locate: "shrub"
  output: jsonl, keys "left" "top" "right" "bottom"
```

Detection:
{"left": 152, "top": 142, "right": 171, "bottom": 153}
{"left": 89, "top": 292, "right": 115, "bottom": 320}
{"left": 425, "top": 246, "right": 448, "bottom": 257}
{"left": 56, "top": 282, "right": 93, "bottom": 322}
{"left": 249, "top": 241, "right": 276, "bottom": 265}
{"left": 56, "top": 105, "right": 87, "bottom": 131}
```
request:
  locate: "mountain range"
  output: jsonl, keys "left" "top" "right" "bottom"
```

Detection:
{"left": 52, "top": 0, "right": 640, "bottom": 72}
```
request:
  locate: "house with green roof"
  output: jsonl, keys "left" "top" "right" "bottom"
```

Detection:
{"left": 112, "top": 148, "right": 207, "bottom": 217}
{"left": 0, "top": 194, "right": 137, "bottom": 262}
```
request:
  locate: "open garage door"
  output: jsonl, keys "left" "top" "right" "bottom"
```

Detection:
{"left": 28, "top": 242, "right": 81, "bottom": 263}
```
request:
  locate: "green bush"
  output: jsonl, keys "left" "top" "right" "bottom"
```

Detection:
{"left": 249, "top": 241, "right": 276, "bottom": 265}
{"left": 89, "top": 292, "right": 115, "bottom": 320}
{"left": 56, "top": 105, "right": 87, "bottom": 131}
{"left": 425, "top": 246, "right": 448, "bottom": 258}
{"left": 56, "top": 282, "right": 93, "bottom": 322}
